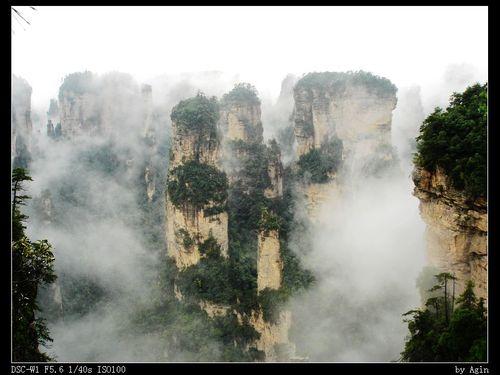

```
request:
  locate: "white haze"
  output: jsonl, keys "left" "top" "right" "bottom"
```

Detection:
{"left": 21, "top": 67, "right": 487, "bottom": 363}
{"left": 12, "top": 5, "right": 488, "bottom": 363}
{"left": 12, "top": 6, "right": 487, "bottom": 109}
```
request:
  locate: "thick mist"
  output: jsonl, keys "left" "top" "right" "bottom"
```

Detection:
{"left": 287, "top": 171, "right": 426, "bottom": 361}
{"left": 17, "top": 64, "right": 485, "bottom": 362}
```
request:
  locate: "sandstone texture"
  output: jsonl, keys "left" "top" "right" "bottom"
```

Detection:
{"left": 413, "top": 166, "right": 487, "bottom": 301}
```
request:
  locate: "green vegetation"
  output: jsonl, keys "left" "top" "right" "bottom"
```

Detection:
{"left": 221, "top": 83, "right": 261, "bottom": 106}
{"left": 295, "top": 71, "right": 397, "bottom": 97}
{"left": 258, "top": 207, "right": 282, "bottom": 233}
{"left": 258, "top": 288, "right": 288, "bottom": 324}
{"left": 296, "top": 137, "right": 343, "bottom": 183}
{"left": 170, "top": 92, "right": 220, "bottom": 137}
{"left": 177, "top": 229, "right": 195, "bottom": 249}
{"left": 130, "top": 256, "right": 264, "bottom": 361}
{"left": 198, "top": 234, "right": 222, "bottom": 259}
{"left": 167, "top": 160, "right": 228, "bottom": 216}
{"left": 58, "top": 71, "right": 96, "bottom": 101}
{"left": 401, "top": 273, "right": 487, "bottom": 362}
{"left": 415, "top": 83, "right": 487, "bottom": 198}
{"left": 12, "top": 168, "right": 56, "bottom": 362}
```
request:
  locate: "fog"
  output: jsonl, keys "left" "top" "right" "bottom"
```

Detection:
{"left": 11, "top": 5, "right": 487, "bottom": 363}
{"left": 15, "top": 62, "right": 487, "bottom": 361}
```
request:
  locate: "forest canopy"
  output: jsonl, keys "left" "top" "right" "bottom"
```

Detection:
{"left": 295, "top": 70, "right": 397, "bottom": 97}
{"left": 415, "top": 83, "right": 487, "bottom": 198}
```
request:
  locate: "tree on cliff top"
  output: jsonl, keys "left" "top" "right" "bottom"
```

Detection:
{"left": 294, "top": 70, "right": 397, "bottom": 97}
{"left": 221, "top": 83, "right": 261, "bottom": 105}
{"left": 414, "top": 83, "right": 487, "bottom": 198}
{"left": 12, "top": 168, "right": 56, "bottom": 362}
{"left": 170, "top": 92, "right": 220, "bottom": 136}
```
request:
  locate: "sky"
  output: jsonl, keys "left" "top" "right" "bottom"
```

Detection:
{"left": 12, "top": 6, "right": 488, "bottom": 109}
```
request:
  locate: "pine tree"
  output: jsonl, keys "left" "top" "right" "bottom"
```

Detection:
{"left": 12, "top": 168, "right": 57, "bottom": 362}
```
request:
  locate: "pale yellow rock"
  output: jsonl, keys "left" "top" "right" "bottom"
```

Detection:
{"left": 220, "top": 102, "right": 263, "bottom": 144}
{"left": 413, "top": 167, "right": 487, "bottom": 301}
{"left": 297, "top": 181, "right": 342, "bottom": 221}
{"left": 199, "top": 300, "right": 230, "bottom": 318}
{"left": 166, "top": 114, "right": 228, "bottom": 269}
{"left": 264, "top": 162, "right": 283, "bottom": 199}
{"left": 257, "top": 230, "right": 283, "bottom": 292}
{"left": 249, "top": 309, "right": 293, "bottom": 362}
{"left": 166, "top": 197, "right": 228, "bottom": 269}
{"left": 12, "top": 76, "right": 33, "bottom": 157}
{"left": 293, "top": 83, "right": 397, "bottom": 159}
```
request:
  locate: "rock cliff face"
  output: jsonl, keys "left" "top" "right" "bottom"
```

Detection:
{"left": 292, "top": 72, "right": 398, "bottom": 216}
{"left": 12, "top": 76, "right": 33, "bottom": 162}
{"left": 141, "top": 84, "right": 154, "bottom": 140}
{"left": 248, "top": 309, "right": 292, "bottom": 361}
{"left": 219, "top": 97, "right": 263, "bottom": 144}
{"left": 58, "top": 72, "right": 143, "bottom": 138}
{"left": 166, "top": 96, "right": 228, "bottom": 270}
{"left": 293, "top": 72, "right": 397, "bottom": 167}
{"left": 413, "top": 167, "right": 487, "bottom": 301}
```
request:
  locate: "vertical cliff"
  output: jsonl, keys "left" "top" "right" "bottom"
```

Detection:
{"left": 58, "top": 71, "right": 143, "bottom": 138}
{"left": 219, "top": 83, "right": 294, "bottom": 361}
{"left": 411, "top": 83, "right": 487, "bottom": 303}
{"left": 166, "top": 93, "right": 229, "bottom": 269}
{"left": 292, "top": 71, "right": 398, "bottom": 216}
{"left": 293, "top": 71, "right": 397, "bottom": 165}
{"left": 413, "top": 167, "right": 487, "bottom": 300}
{"left": 219, "top": 83, "right": 264, "bottom": 144}
{"left": 12, "top": 76, "right": 33, "bottom": 168}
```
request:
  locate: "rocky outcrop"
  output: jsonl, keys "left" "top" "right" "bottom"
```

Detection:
{"left": 166, "top": 199, "right": 229, "bottom": 269}
{"left": 141, "top": 84, "right": 154, "bottom": 140}
{"left": 298, "top": 182, "right": 343, "bottom": 220}
{"left": 413, "top": 166, "right": 487, "bottom": 301}
{"left": 293, "top": 72, "right": 397, "bottom": 167}
{"left": 292, "top": 72, "right": 398, "bottom": 216}
{"left": 12, "top": 76, "right": 33, "bottom": 163}
{"left": 166, "top": 95, "right": 228, "bottom": 269}
{"left": 47, "top": 98, "right": 60, "bottom": 124}
{"left": 219, "top": 88, "right": 263, "bottom": 144}
{"left": 248, "top": 309, "right": 293, "bottom": 361}
{"left": 58, "top": 72, "right": 143, "bottom": 138}
{"left": 257, "top": 230, "right": 283, "bottom": 292}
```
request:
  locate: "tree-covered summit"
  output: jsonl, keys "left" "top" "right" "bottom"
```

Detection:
{"left": 170, "top": 92, "right": 220, "bottom": 136}
{"left": 414, "top": 83, "right": 487, "bottom": 198}
{"left": 221, "top": 83, "right": 261, "bottom": 106}
{"left": 58, "top": 71, "right": 97, "bottom": 100}
{"left": 295, "top": 70, "right": 397, "bottom": 97}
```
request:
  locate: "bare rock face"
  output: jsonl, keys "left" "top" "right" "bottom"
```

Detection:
{"left": 12, "top": 75, "right": 33, "bottom": 161}
{"left": 292, "top": 72, "right": 398, "bottom": 216}
{"left": 141, "top": 84, "right": 154, "bottom": 140}
{"left": 219, "top": 85, "right": 264, "bottom": 144}
{"left": 166, "top": 199, "right": 229, "bottom": 269}
{"left": 257, "top": 230, "right": 283, "bottom": 292}
{"left": 248, "top": 309, "right": 292, "bottom": 361}
{"left": 169, "top": 120, "right": 221, "bottom": 169}
{"left": 293, "top": 72, "right": 397, "bottom": 164}
{"left": 413, "top": 166, "right": 487, "bottom": 301}
{"left": 264, "top": 141, "right": 284, "bottom": 199}
{"left": 58, "top": 72, "right": 143, "bottom": 138}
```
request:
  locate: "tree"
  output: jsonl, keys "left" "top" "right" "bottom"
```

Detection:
{"left": 415, "top": 83, "right": 487, "bottom": 198}
{"left": 12, "top": 168, "right": 56, "bottom": 362}
{"left": 401, "top": 275, "right": 487, "bottom": 362}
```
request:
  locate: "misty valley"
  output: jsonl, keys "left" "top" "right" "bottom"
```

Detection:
{"left": 11, "top": 70, "right": 487, "bottom": 363}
